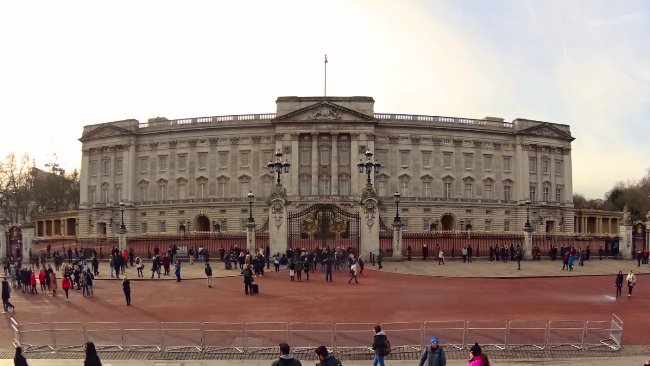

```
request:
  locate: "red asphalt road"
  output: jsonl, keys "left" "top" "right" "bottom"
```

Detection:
{"left": 2, "top": 269, "right": 648, "bottom": 348}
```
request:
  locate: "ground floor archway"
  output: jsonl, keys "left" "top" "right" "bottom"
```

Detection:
{"left": 440, "top": 214, "right": 456, "bottom": 231}
{"left": 194, "top": 215, "right": 211, "bottom": 232}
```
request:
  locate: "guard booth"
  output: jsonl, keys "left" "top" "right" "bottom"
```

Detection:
{"left": 632, "top": 223, "right": 646, "bottom": 256}
{"left": 6, "top": 226, "right": 22, "bottom": 258}
{"left": 604, "top": 238, "right": 619, "bottom": 257}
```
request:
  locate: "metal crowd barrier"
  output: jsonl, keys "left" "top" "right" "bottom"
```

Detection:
{"left": 9, "top": 315, "right": 623, "bottom": 354}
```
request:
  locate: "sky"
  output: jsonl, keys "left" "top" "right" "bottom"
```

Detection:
{"left": 0, "top": 0, "right": 648, "bottom": 199}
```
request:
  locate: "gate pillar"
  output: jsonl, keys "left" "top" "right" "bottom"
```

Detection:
{"left": 360, "top": 184, "right": 380, "bottom": 262}
{"left": 246, "top": 221, "right": 256, "bottom": 253}
{"left": 392, "top": 221, "right": 404, "bottom": 261}
{"left": 619, "top": 205, "right": 633, "bottom": 259}
{"left": 267, "top": 184, "right": 289, "bottom": 257}
{"left": 523, "top": 230, "right": 533, "bottom": 260}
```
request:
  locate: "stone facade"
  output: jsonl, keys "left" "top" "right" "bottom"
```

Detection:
{"left": 77, "top": 96, "right": 576, "bottom": 240}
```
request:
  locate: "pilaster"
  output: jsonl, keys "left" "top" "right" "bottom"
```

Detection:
{"left": 331, "top": 134, "right": 339, "bottom": 195}
{"left": 311, "top": 133, "right": 318, "bottom": 195}
{"left": 267, "top": 184, "right": 289, "bottom": 257}
{"left": 392, "top": 221, "right": 404, "bottom": 261}
{"left": 360, "top": 184, "right": 380, "bottom": 262}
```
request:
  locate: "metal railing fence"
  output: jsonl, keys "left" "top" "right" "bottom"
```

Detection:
{"left": 10, "top": 316, "right": 623, "bottom": 354}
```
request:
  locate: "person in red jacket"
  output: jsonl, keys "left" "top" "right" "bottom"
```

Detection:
{"left": 61, "top": 276, "right": 71, "bottom": 301}
{"left": 123, "top": 250, "right": 129, "bottom": 271}
{"left": 29, "top": 271, "right": 38, "bottom": 294}
{"left": 162, "top": 254, "right": 171, "bottom": 276}
{"left": 38, "top": 269, "right": 46, "bottom": 293}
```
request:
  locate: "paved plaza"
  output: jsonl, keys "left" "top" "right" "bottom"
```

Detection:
{"left": 0, "top": 357, "right": 648, "bottom": 365}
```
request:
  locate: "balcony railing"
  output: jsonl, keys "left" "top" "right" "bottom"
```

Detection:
{"left": 374, "top": 113, "right": 514, "bottom": 128}
{"left": 139, "top": 114, "right": 276, "bottom": 128}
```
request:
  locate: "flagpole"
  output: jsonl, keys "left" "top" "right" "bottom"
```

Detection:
{"left": 324, "top": 54, "right": 327, "bottom": 97}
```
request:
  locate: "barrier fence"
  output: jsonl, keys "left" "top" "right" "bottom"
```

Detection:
{"left": 10, "top": 315, "right": 622, "bottom": 355}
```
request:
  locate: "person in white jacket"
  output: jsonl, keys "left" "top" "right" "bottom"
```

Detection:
{"left": 627, "top": 270, "right": 636, "bottom": 297}
{"left": 348, "top": 261, "right": 359, "bottom": 284}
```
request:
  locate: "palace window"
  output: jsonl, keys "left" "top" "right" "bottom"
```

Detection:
{"left": 115, "top": 159, "right": 123, "bottom": 175}
{"left": 339, "top": 178, "right": 350, "bottom": 196}
{"left": 218, "top": 182, "right": 228, "bottom": 198}
{"left": 399, "top": 181, "right": 410, "bottom": 197}
{"left": 484, "top": 155, "right": 492, "bottom": 171}
{"left": 158, "top": 184, "right": 166, "bottom": 201}
{"left": 464, "top": 183, "right": 473, "bottom": 199}
{"left": 401, "top": 218, "right": 409, "bottom": 231}
{"left": 376, "top": 150, "right": 388, "bottom": 166}
{"left": 139, "top": 186, "right": 147, "bottom": 201}
{"left": 198, "top": 153, "right": 207, "bottom": 170}
{"left": 218, "top": 152, "right": 228, "bottom": 168}
{"left": 141, "top": 222, "right": 148, "bottom": 234}
{"left": 140, "top": 157, "right": 148, "bottom": 173}
{"left": 555, "top": 160, "right": 563, "bottom": 176}
{"left": 90, "top": 161, "right": 97, "bottom": 177}
{"left": 240, "top": 151, "right": 250, "bottom": 168}
{"left": 542, "top": 159, "right": 550, "bottom": 174}
{"left": 159, "top": 156, "right": 167, "bottom": 171}
{"left": 339, "top": 148, "right": 349, "bottom": 166}
{"left": 197, "top": 182, "right": 206, "bottom": 199}
{"left": 88, "top": 186, "right": 96, "bottom": 204}
{"left": 102, "top": 160, "right": 110, "bottom": 175}
{"left": 220, "top": 219, "right": 227, "bottom": 231}
{"left": 484, "top": 219, "right": 492, "bottom": 232}
{"left": 529, "top": 185, "right": 537, "bottom": 202}
{"left": 556, "top": 187, "right": 563, "bottom": 202}
{"left": 543, "top": 186, "right": 550, "bottom": 202}
{"left": 240, "top": 181, "right": 250, "bottom": 198}
{"left": 484, "top": 184, "right": 493, "bottom": 199}
{"left": 422, "top": 152, "right": 431, "bottom": 168}
{"left": 503, "top": 185, "right": 511, "bottom": 201}
{"left": 114, "top": 184, "right": 122, "bottom": 203}
{"left": 444, "top": 182, "right": 453, "bottom": 199}
{"left": 177, "top": 155, "right": 187, "bottom": 171}
{"left": 320, "top": 149, "right": 330, "bottom": 166}
{"left": 443, "top": 153, "right": 452, "bottom": 169}
{"left": 422, "top": 182, "right": 432, "bottom": 198}
{"left": 300, "top": 149, "right": 310, "bottom": 166}
{"left": 319, "top": 177, "right": 331, "bottom": 196}
{"left": 503, "top": 156, "right": 511, "bottom": 172}
{"left": 399, "top": 151, "right": 410, "bottom": 167}
{"left": 377, "top": 180, "right": 387, "bottom": 197}
{"left": 504, "top": 220, "right": 510, "bottom": 232}
{"left": 299, "top": 177, "right": 311, "bottom": 196}
{"left": 101, "top": 184, "right": 109, "bottom": 203}
{"left": 178, "top": 183, "right": 186, "bottom": 200}
{"left": 160, "top": 221, "right": 166, "bottom": 233}
{"left": 262, "top": 181, "right": 272, "bottom": 197}
{"left": 464, "top": 154, "right": 473, "bottom": 170}
{"left": 529, "top": 158, "right": 536, "bottom": 173}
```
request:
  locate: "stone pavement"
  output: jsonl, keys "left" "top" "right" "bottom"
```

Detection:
{"left": 78, "top": 257, "right": 650, "bottom": 281}
{"left": 0, "top": 358, "right": 648, "bottom": 365}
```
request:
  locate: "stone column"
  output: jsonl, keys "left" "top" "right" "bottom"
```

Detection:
{"left": 359, "top": 193, "right": 380, "bottom": 262}
{"left": 310, "top": 133, "right": 319, "bottom": 195}
{"left": 119, "top": 232, "right": 126, "bottom": 251}
{"left": 392, "top": 221, "right": 404, "bottom": 261}
{"left": 246, "top": 221, "right": 256, "bottom": 253}
{"left": 619, "top": 224, "right": 633, "bottom": 259}
{"left": 267, "top": 184, "right": 289, "bottom": 257}
{"left": 351, "top": 133, "right": 360, "bottom": 195}
{"left": 290, "top": 134, "right": 300, "bottom": 196}
{"left": 331, "top": 134, "right": 339, "bottom": 195}
{"left": 0, "top": 219, "right": 8, "bottom": 257}
{"left": 22, "top": 225, "right": 35, "bottom": 259}
{"left": 523, "top": 229, "right": 533, "bottom": 260}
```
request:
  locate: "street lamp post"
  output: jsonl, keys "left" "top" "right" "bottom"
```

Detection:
{"left": 248, "top": 191, "right": 255, "bottom": 223}
{"left": 268, "top": 149, "right": 291, "bottom": 185}
{"left": 118, "top": 201, "right": 127, "bottom": 251}
{"left": 357, "top": 150, "right": 381, "bottom": 185}
{"left": 393, "top": 192, "right": 401, "bottom": 224}
{"left": 524, "top": 199, "right": 532, "bottom": 232}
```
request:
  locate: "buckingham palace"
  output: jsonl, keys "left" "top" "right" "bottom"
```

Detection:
{"left": 77, "top": 96, "right": 576, "bottom": 239}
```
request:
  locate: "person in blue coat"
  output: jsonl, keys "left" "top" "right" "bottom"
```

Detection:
{"left": 567, "top": 252, "right": 575, "bottom": 271}
{"left": 175, "top": 261, "right": 181, "bottom": 282}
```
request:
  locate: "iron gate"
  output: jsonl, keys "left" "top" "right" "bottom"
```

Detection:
{"left": 288, "top": 204, "right": 360, "bottom": 253}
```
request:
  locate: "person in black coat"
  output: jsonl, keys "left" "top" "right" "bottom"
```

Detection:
{"left": 14, "top": 346, "right": 28, "bottom": 366}
{"left": 84, "top": 342, "right": 102, "bottom": 366}
{"left": 615, "top": 271, "right": 624, "bottom": 298}
{"left": 2, "top": 279, "right": 15, "bottom": 313}
{"left": 122, "top": 277, "right": 131, "bottom": 306}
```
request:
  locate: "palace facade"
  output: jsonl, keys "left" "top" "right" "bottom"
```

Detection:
{"left": 77, "top": 96, "right": 577, "bottom": 238}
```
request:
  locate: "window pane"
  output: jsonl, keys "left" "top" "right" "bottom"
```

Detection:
{"left": 263, "top": 181, "right": 272, "bottom": 197}
{"left": 139, "top": 187, "right": 147, "bottom": 201}
{"left": 400, "top": 151, "right": 410, "bottom": 167}
{"left": 529, "top": 186, "right": 536, "bottom": 202}
{"left": 399, "top": 181, "right": 409, "bottom": 197}
{"left": 115, "top": 159, "right": 123, "bottom": 174}
{"left": 218, "top": 182, "right": 228, "bottom": 198}
{"left": 103, "top": 160, "right": 109, "bottom": 175}
{"left": 198, "top": 154, "right": 207, "bottom": 169}
{"left": 219, "top": 152, "right": 228, "bottom": 168}
{"left": 422, "top": 182, "right": 431, "bottom": 197}
{"left": 503, "top": 157, "right": 511, "bottom": 171}
{"left": 504, "top": 220, "right": 510, "bottom": 232}
{"left": 422, "top": 152, "right": 431, "bottom": 167}
{"left": 240, "top": 182, "right": 250, "bottom": 197}
{"left": 464, "top": 155, "right": 473, "bottom": 169}
{"left": 262, "top": 151, "right": 272, "bottom": 166}
{"left": 378, "top": 181, "right": 387, "bottom": 197}
{"left": 376, "top": 150, "right": 388, "bottom": 166}
{"left": 443, "top": 154, "right": 452, "bottom": 168}
{"left": 140, "top": 158, "right": 148, "bottom": 173}
{"left": 320, "top": 149, "right": 330, "bottom": 165}
{"left": 299, "top": 178, "right": 311, "bottom": 196}
{"left": 543, "top": 160, "right": 549, "bottom": 174}
{"left": 504, "top": 186, "right": 511, "bottom": 201}
{"left": 241, "top": 152, "right": 249, "bottom": 167}
{"left": 484, "top": 156, "right": 491, "bottom": 170}
{"left": 484, "top": 220, "right": 491, "bottom": 231}
{"left": 178, "top": 155, "right": 186, "bottom": 170}
{"left": 484, "top": 185, "right": 492, "bottom": 199}
{"left": 464, "top": 183, "right": 473, "bottom": 199}
{"left": 159, "top": 156, "right": 167, "bottom": 171}
{"left": 529, "top": 158, "right": 536, "bottom": 173}
{"left": 178, "top": 184, "right": 186, "bottom": 199}
{"left": 444, "top": 183, "right": 452, "bottom": 198}
{"left": 339, "top": 149, "right": 349, "bottom": 165}
{"left": 319, "top": 179, "right": 330, "bottom": 195}
{"left": 555, "top": 161, "right": 562, "bottom": 176}
{"left": 160, "top": 221, "right": 166, "bottom": 233}
{"left": 339, "top": 180, "right": 350, "bottom": 195}
{"left": 301, "top": 149, "right": 310, "bottom": 166}
{"left": 556, "top": 187, "right": 563, "bottom": 202}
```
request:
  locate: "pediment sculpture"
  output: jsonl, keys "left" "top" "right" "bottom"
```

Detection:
{"left": 309, "top": 108, "right": 342, "bottom": 121}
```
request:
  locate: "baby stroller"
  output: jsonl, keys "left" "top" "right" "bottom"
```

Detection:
{"left": 224, "top": 254, "right": 233, "bottom": 270}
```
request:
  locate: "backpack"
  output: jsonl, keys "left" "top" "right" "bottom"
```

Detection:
{"left": 383, "top": 338, "right": 391, "bottom": 356}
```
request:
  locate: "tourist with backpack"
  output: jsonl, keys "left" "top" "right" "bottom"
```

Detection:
{"left": 372, "top": 325, "right": 390, "bottom": 366}
{"left": 418, "top": 336, "right": 446, "bottom": 366}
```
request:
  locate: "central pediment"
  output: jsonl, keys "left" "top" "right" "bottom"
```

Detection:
{"left": 273, "top": 102, "right": 377, "bottom": 123}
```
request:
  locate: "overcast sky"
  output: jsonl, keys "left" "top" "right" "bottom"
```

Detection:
{"left": 1, "top": 0, "right": 648, "bottom": 199}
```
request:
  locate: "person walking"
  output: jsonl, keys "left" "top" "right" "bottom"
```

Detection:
{"left": 84, "top": 342, "right": 103, "bottom": 366}
{"left": 2, "top": 278, "right": 15, "bottom": 313}
{"left": 567, "top": 252, "right": 575, "bottom": 271}
{"left": 468, "top": 343, "right": 489, "bottom": 366}
{"left": 289, "top": 261, "right": 296, "bottom": 281}
{"left": 467, "top": 246, "right": 473, "bottom": 263}
{"left": 38, "top": 269, "right": 46, "bottom": 293}
{"left": 14, "top": 346, "right": 28, "bottom": 366}
{"left": 422, "top": 244, "right": 428, "bottom": 261}
{"left": 324, "top": 256, "right": 333, "bottom": 282}
{"left": 188, "top": 247, "right": 194, "bottom": 265}
{"left": 377, "top": 250, "right": 383, "bottom": 270}
{"left": 242, "top": 265, "right": 254, "bottom": 295}
{"left": 204, "top": 262, "right": 213, "bottom": 288}
{"left": 627, "top": 270, "right": 636, "bottom": 297}
{"left": 295, "top": 258, "right": 303, "bottom": 282}
{"left": 598, "top": 246, "right": 603, "bottom": 260}
{"left": 462, "top": 247, "right": 467, "bottom": 263}
{"left": 407, "top": 246, "right": 412, "bottom": 262}
{"left": 348, "top": 261, "right": 359, "bottom": 284}
{"left": 29, "top": 270, "right": 37, "bottom": 294}
{"left": 61, "top": 275, "right": 71, "bottom": 301}
{"left": 271, "top": 343, "right": 303, "bottom": 366}
{"left": 516, "top": 244, "right": 523, "bottom": 270}
{"left": 371, "top": 325, "right": 389, "bottom": 366}
{"left": 418, "top": 336, "right": 446, "bottom": 366}
{"left": 92, "top": 256, "right": 99, "bottom": 276}
{"left": 615, "top": 271, "right": 624, "bottom": 298}
{"left": 562, "top": 251, "right": 569, "bottom": 271}
{"left": 135, "top": 257, "right": 144, "bottom": 277}
{"left": 109, "top": 255, "right": 115, "bottom": 278}
{"left": 122, "top": 277, "right": 131, "bottom": 306}
{"left": 174, "top": 261, "right": 181, "bottom": 282}
{"left": 162, "top": 254, "right": 170, "bottom": 276}
{"left": 315, "top": 346, "right": 342, "bottom": 366}
{"left": 49, "top": 271, "right": 57, "bottom": 297}
{"left": 438, "top": 249, "right": 445, "bottom": 265}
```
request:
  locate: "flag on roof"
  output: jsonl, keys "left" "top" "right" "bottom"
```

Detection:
{"left": 325, "top": 54, "right": 328, "bottom": 64}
